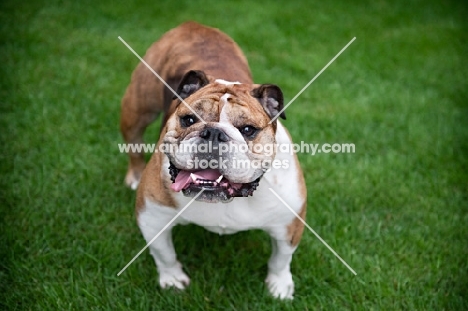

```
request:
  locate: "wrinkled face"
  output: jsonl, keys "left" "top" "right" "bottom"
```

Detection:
{"left": 162, "top": 70, "right": 285, "bottom": 203}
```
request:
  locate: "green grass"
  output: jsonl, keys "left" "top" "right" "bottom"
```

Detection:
{"left": 1, "top": 0, "right": 467, "bottom": 309}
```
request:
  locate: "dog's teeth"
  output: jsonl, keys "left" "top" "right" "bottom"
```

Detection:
{"left": 190, "top": 173, "right": 196, "bottom": 182}
{"left": 216, "top": 175, "right": 224, "bottom": 183}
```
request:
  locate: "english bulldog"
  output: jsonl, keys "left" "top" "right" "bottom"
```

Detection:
{"left": 120, "top": 21, "right": 306, "bottom": 299}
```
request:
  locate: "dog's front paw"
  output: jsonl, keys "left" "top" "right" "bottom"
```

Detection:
{"left": 265, "top": 270, "right": 294, "bottom": 300}
{"left": 159, "top": 263, "right": 190, "bottom": 290}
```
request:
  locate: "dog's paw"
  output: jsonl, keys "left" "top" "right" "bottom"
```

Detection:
{"left": 124, "top": 169, "right": 141, "bottom": 190}
{"left": 159, "top": 263, "right": 190, "bottom": 290}
{"left": 265, "top": 270, "right": 294, "bottom": 300}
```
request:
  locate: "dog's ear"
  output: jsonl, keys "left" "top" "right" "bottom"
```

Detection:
{"left": 251, "top": 84, "right": 285, "bottom": 120}
{"left": 174, "top": 70, "right": 210, "bottom": 100}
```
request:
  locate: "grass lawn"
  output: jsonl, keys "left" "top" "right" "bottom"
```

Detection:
{"left": 1, "top": 0, "right": 467, "bottom": 309}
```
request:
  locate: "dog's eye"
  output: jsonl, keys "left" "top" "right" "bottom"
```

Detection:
{"left": 180, "top": 115, "right": 197, "bottom": 127}
{"left": 238, "top": 125, "right": 258, "bottom": 138}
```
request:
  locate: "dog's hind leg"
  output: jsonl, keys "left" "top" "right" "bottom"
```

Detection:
{"left": 120, "top": 63, "right": 165, "bottom": 190}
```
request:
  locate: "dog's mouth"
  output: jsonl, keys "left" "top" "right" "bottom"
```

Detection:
{"left": 169, "top": 162, "right": 261, "bottom": 203}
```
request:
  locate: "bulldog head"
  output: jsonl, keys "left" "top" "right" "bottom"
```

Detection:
{"left": 163, "top": 70, "right": 285, "bottom": 203}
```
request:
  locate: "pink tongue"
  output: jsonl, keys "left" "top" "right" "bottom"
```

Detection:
{"left": 171, "top": 169, "right": 221, "bottom": 192}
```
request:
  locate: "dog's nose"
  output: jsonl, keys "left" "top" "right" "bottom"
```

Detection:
{"left": 199, "top": 127, "right": 229, "bottom": 143}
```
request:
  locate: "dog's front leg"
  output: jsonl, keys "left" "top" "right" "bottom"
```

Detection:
{"left": 264, "top": 228, "right": 298, "bottom": 300}
{"left": 138, "top": 211, "right": 190, "bottom": 290}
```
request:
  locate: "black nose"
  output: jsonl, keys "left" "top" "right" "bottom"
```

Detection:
{"left": 199, "top": 127, "right": 229, "bottom": 144}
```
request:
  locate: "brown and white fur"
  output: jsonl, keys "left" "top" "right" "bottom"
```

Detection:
{"left": 120, "top": 21, "right": 306, "bottom": 300}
